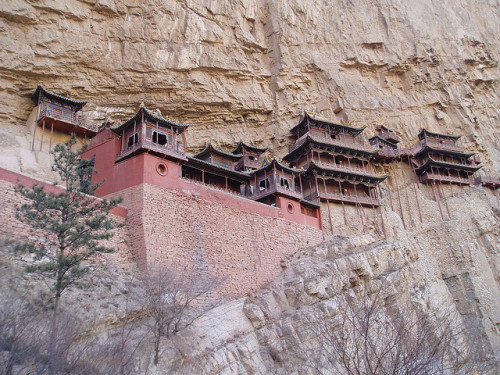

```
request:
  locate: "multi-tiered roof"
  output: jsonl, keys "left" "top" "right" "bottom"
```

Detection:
{"left": 412, "top": 129, "right": 481, "bottom": 185}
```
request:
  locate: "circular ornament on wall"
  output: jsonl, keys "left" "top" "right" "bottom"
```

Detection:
{"left": 156, "top": 162, "right": 168, "bottom": 176}
{"left": 287, "top": 202, "right": 294, "bottom": 213}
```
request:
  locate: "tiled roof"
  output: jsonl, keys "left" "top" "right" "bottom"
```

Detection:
{"left": 232, "top": 140, "right": 268, "bottom": 155}
{"left": 290, "top": 112, "right": 367, "bottom": 135}
{"left": 112, "top": 106, "right": 190, "bottom": 132}
{"left": 32, "top": 85, "right": 87, "bottom": 109}
{"left": 254, "top": 159, "right": 304, "bottom": 174}
{"left": 194, "top": 144, "right": 243, "bottom": 161}
{"left": 418, "top": 128, "right": 461, "bottom": 140}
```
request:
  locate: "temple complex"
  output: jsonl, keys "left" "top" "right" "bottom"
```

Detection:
{"left": 2, "top": 85, "right": 499, "bottom": 296}
{"left": 283, "top": 112, "right": 389, "bottom": 208}
{"left": 411, "top": 129, "right": 482, "bottom": 186}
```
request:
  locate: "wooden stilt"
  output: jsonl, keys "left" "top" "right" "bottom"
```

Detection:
{"left": 438, "top": 180, "right": 452, "bottom": 220}
{"left": 49, "top": 123, "right": 54, "bottom": 152}
{"left": 408, "top": 156, "right": 423, "bottom": 223}
{"left": 402, "top": 160, "right": 414, "bottom": 226}
{"left": 353, "top": 183, "right": 365, "bottom": 229}
{"left": 31, "top": 121, "right": 37, "bottom": 151}
{"left": 339, "top": 180, "right": 347, "bottom": 226}
{"left": 323, "top": 178, "right": 334, "bottom": 233}
{"left": 377, "top": 185, "right": 387, "bottom": 239}
{"left": 385, "top": 162, "right": 394, "bottom": 212}
{"left": 40, "top": 119, "right": 45, "bottom": 151}
{"left": 393, "top": 163, "right": 406, "bottom": 229}
{"left": 431, "top": 182, "right": 445, "bottom": 221}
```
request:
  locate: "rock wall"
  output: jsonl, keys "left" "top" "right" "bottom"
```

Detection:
{"left": 0, "top": 0, "right": 499, "bottom": 172}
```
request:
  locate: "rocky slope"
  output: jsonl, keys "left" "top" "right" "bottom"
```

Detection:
{"left": 156, "top": 184, "right": 500, "bottom": 374}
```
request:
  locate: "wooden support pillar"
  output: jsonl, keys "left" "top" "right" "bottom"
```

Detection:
{"left": 40, "top": 119, "right": 45, "bottom": 152}
{"left": 121, "top": 128, "right": 125, "bottom": 152}
{"left": 377, "top": 185, "right": 387, "bottom": 239}
{"left": 408, "top": 156, "right": 423, "bottom": 224}
{"left": 324, "top": 179, "right": 334, "bottom": 233}
{"left": 31, "top": 120, "right": 37, "bottom": 151}
{"left": 393, "top": 163, "right": 406, "bottom": 229}
{"left": 225, "top": 176, "right": 228, "bottom": 191}
{"left": 299, "top": 173, "right": 304, "bottom": 196}
{"left": 431, "top": 182, "right": 445, "bottom": 221}
{"left": 202, "top": 169, "right": 205, "bottom": 184}
{"left": 438, "top": 179, "right": 452, "bottom": 220}
{"left": 353, "top": 182, "right": 365, "bottom": 228}
{"left": 133, "top": 120, "right": 137, "bottom": 146}
{"left": 49, "top": 123, "right": 54, "bottom": 152}
{"left": 385, "top": 162, "right": 394, "bottom": 212}
{"left": 314, "top": 175, "right": 320, "bottom": 197}
{"left": 402, "top": 160, "right": 414, "bottom": 227}
{"left": 338, "top": 180, "right": 347, "bottom": 226}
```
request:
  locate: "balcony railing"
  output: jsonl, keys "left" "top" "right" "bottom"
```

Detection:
{"left": 249, "top": 184, "right": 303, "bottom": 201}
{"left": 38, "top": 102, "right": 86, "bottom": 128}
{"left": 116, "top": 138, "right": 186, "bottom": 161}
{"left": 475, "top": 175, "right": 500, "bottom": 188}
{"left": 290, "top": 133, "right": 377, "bottom": 154}
{"left": 316, "top": 161, "right": 381, "bottom": 178}
{"left": 421, "top": 138, "right": 465, "bottom": 153}
{"left": 415, "top": 155, "right": 474, "bottom": 169}
{"left": 419, "top": 172, "right": 472, "bottom": 185}
{"left": 304, "top": 191, "right": 380, "bottom": 206}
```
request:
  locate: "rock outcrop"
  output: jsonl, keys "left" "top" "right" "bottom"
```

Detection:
{"left": 157, "top": 184, "right": 499, "bottom": 373}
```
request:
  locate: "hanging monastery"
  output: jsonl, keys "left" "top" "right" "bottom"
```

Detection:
{"left": 2, "top": 85, "right": 499, "bottom": 297}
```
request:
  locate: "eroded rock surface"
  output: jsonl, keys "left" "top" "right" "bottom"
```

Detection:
{"left": 0, "top": 0, "right": 499, "bottom": 170}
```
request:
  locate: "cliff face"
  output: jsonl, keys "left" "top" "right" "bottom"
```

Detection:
{"left": 1, "top": 0, "right": 499, "bottom": 166}
{"left": 1, "top": 0, "right": 500, "bottom": 372}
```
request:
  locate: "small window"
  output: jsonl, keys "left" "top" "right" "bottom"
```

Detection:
{"left": 280, "top": 177, "right": 290, "bottom": 189}
{"left": 152, "top": 131, "right": 168, "bottom": 146}
{"left": 146, "top": 127, "right": 152, "bottom": 139}
{"left": 259, "top": 177, "right": 270, "bottom": 190}
{"left": 249, "top": 155, "right": 257, "bottom": 161}
{"left": 127, "top": 133, "right": 138, "bottom": 147}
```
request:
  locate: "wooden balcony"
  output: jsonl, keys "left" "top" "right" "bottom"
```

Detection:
{"left": 116, "top": 138, "right": 187, "bottom": 162}
{"left": 250, "top": 184, "right": 303, "bottom": 201}
{"left": 39, "top": 102, "right": 85, "bottom": 127}
{"left": 304, "top": 191, "right": 380, "bottom": 207}
{"left": 290, "top": 133, "right": 377, "bottom": 154}
{"left": 419, "top": 172, "right": 472, "bottom": 185}
{"left": 37, "top": 102, "right": 96, "bottom": 136}
{"left": 316, "top": 161, "right": 380, "bottom": 178}
{"left": 475, "top": 175, "right": 500, "bottom": 189}
{"left": 421, "top": 138, "right": 464, "bottom": 153}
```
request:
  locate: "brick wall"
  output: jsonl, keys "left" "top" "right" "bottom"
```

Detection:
{"left": 114, "top": 183, "right": 324, "bottom": 298}
{"left": 1, "top": 167, "right": 323, "bottom": 298}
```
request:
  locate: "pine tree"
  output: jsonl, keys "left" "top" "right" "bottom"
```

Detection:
{"left": 14, "top": 134, "right": 122, "bottom": 364}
